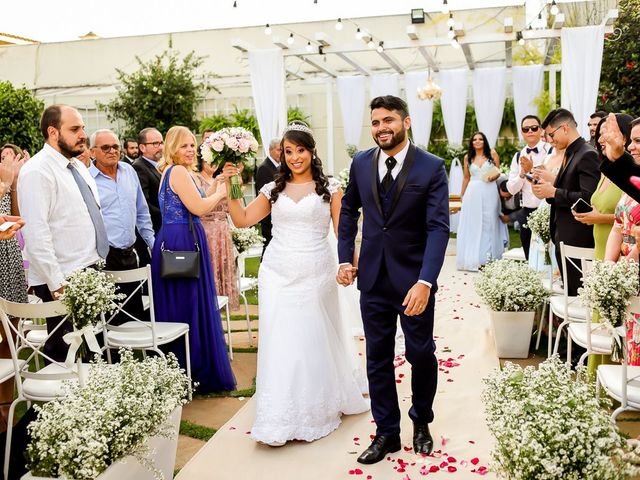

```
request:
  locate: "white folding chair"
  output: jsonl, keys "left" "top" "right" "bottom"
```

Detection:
{"left": 217, "top": 296, "right": 233, "bottom": 360}
{"left": 0, "top": 298, "right": 90, "bottom": 480}
{"left": 237, "top": 252, "right": 257, "bottom": 346}
{"left": 534, "top": 244, "right": 564, "bottom": 355}
{"left": 102, "top": 266, "right": 191, "bottom": 381}
{"left": 596, "top": 296, "right": 640, "bottom": 422}
{"left": 551, "top": 242, "right": 594, "bottom": 362}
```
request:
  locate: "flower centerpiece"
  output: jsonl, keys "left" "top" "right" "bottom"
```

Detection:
{"left": 482, "top": 356, "right": 640, "bottom": 479}
{"left": 579, "top": 258, "right": 639, "bottom": 361}
{"left": 524, "top": 204, "right": 552, "bottom": 263}
{"left": 26, "top": 351, "right": 192, "bottom": 480}
{"left": 476, "top": 259, "right": 548, "bottom": 357}
{"left": 337, "top": 167, "right": 350, "bottom": 191}
{"left": 200, "top": 127, "right": 259, "bottom": 199}
{"left": 231, "top": 226, "right": 264, "bottom": 254}
{"left": 60, "top": 266, "right": 124, "bottom": 366}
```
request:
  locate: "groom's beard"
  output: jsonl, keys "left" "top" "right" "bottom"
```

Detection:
{"left": 374, "top": 128, "right": 407, "bottom": 151}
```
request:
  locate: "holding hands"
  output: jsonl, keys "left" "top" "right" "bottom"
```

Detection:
{"left": 337, "top": 263, "right": 358, "bottom": 286}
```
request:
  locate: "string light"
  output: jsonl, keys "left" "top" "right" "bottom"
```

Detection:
{"left": 264, "top": 24, "right": 272, "bottom": 35}
{"left": 306, "top": 41, "right": 313, "bottom": 52}
{"left": 376, "top": 41, "right": 384, "bottom": 53}
{"left": 335, "top": 18, "right": 343, "bottom": 31}
{"left": 442, "top": 0, "right": 449, "bottom": 14}
{"left": 233, "top": 1, "right": 237, "bottom": 7}
{"left": 550, "top": 0, "right": 559, "bottom": 16}
{"left": 447, "top": 26, "right": 455, "bottom": 39}
{"left": 367, "top": 39, "right": 375, "bottom": 49}
{"left": 451, "top": 37, "right": 460, "bottom": 49}
{"left": 447, "top": 13, "right": 455, "bottom": 28}
{"left": 355, "top": 27, "right": 363, "bottom": 39}
{"left": 516, "top": 31, "right": 525, "bottom": 46}
{"left": 287, "top": 33, "right": 294, "bottom": 45}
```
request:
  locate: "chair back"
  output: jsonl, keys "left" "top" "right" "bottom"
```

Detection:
{"left": 559, "top": 242, "right": 594, "bottom": 316}
{"left": 0, "top": 297, "right": 81, "bottom": 396}
{"left": 619, "top": 296, "right": 640, "bottom": 408}
{"left": 102, "top": 265, "right": 159, "bottom": 347}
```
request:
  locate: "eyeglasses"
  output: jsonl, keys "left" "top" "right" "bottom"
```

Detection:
{"left": 142, "top": 141, "right": 164, "bottom": 148}
{"left": 96, "top": 144, "right": 121, "bottom": 153}
{"left": 522, "top": 125, "right": 540, "bottom": 133}
{"left": 546, "top": 124, "right": 566, "bottom": 140}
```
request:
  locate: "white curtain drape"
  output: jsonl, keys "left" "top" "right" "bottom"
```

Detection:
{"left": 336, "top": 76, "right": 366, "bottom": 147}
{"left": 449, "top": 158, "right": 464, "bottom": 233}
{"left": 248, "top": 49, "right": 287, "bottom": 146}
{"left": 472, "top": 67, "right": 506, "bottom": 147}
{"left": 561, "top": 25, "right": 606, "bottom": 140}
{"left": 439, "top": 69, "right": 468, "bottom": 146}
{"left": 405, "top": 71, "right": 434, "bottom": 147}
{"left": 370, "top": 73, "right": 399, "bottom": 99}
{"left": 512, "top": 65, "right": 544, "bottom": 141}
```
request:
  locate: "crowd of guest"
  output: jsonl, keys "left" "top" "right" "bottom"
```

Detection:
{"left": 0, "top": 105, "right": 290, "bottom": 400}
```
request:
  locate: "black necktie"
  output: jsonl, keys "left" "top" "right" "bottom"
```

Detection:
{"left": 381, "top": 156, "right": 397, "bottom": 193}
{"left": 526, "top": 147, "right": 539, "bottom": 154}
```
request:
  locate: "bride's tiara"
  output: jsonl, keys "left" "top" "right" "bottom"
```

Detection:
{"left": 283, "top": 122, "right": 313, "bottom": 136}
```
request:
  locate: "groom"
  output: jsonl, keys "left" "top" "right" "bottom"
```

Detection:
{"left": 337, "top": 95, "right": 449, "bottom": 464}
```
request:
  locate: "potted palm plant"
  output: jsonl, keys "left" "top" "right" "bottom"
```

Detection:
{"left": 476, "top": 259, "right": 548, "bottom": 358}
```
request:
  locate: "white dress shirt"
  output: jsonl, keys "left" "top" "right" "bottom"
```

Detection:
{"left": 268, "top": 156, "right": 280, "bottom": 169}
{"left": 18, "top": 143, "right": 101, "bottom": 290}
{"left": 378, "top": 140, "right": 410, "bottom": 181}
{"left": 506, "top": 140, "right": 551, "bottom": 209}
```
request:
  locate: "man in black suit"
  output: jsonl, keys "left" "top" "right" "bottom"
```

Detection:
{"left": 121, "top": 138, "right": 139, "bottom": 165}
{"left": 533, "top": 108, "right": 600, "bottom": 296}
{"left": 254, "top": 138, "right": 281, "bottom": 250}
{"left": 600, "top": 114, "right": 640, "bottom": 203}
{"left": 132, "top": 128, "right": 163, "bottom": 267}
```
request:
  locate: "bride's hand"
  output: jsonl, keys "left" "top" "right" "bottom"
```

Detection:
{"left": 221, "top": 162, "right": 240, "bottom": 179}
{"left": 214, "top": 177, "right": 227, "bottom": 198}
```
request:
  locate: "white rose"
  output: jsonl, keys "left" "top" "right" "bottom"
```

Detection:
{"left": 238, "top": 138, "right": 250, "bottom": 153}
{"left": 201, "top": 147, "right": 213, "bottom": 165}
{"left": 212, "top": 139, "right": 225, "bottom": 152}
{"left": 226, "top": 137, "right": 240, "bottom": 150}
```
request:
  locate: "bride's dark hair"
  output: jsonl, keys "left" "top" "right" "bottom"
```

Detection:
{"left": 269, "top": 122, "right": 331, "bottom": 204}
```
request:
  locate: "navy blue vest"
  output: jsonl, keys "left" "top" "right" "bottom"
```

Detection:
{"left": 378, "top": 176, "right": 399, "bottom": 218}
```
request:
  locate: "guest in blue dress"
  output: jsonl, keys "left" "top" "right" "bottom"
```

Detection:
{"left": 151, "top": 126, "right": 236, "bottom": 393}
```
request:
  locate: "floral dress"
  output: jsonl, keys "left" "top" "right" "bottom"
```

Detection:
{"left": 613, "top": 194, "right": 640, "bottom": 365}
{"left": 195, "top": 173, "right": 239, "bottom": 310}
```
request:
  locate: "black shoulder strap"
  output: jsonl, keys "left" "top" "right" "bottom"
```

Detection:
{"left": 516, "top": 151, "right": 521, "bottom": 164}
{"left": 162, "top": 166, "right": 200, "bottom": 251}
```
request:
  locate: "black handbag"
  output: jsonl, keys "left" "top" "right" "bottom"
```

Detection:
{"left": 159, "top": 169, "right": 201, "bottom": 279}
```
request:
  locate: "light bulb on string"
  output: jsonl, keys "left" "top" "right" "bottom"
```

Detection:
{"left": 451, "top": 37, "right": 460, "bottom": 49}
{"left": 233, "top": 1, "right": 237, "bottom": 7}
{"left": 335, "top": 18, "right": 343, "bottom": 31}
{"left": 264, "top": 24, "right": 272, "bottom": 35}
{"left": 306, "top": 41, "right": 313, "bottom": 52}
{"left": 447, "top": 27, "right": 455, "bottom": 39}
{"left": 376, "top": 41, "right": 384, "bottom": 53}
{"left": 287, "top": 33, "right": 294, "bottom": 45}
{"left": 550, "top": 0, "right": 559, "bottom": 16}
{"left": 355, "top": 27, "right": 363, "bottom": 40}
{"left": 516, "top": 31, "right": 525, "bottom": 46}
{"left": 442, "top": 0, "right": 449, "bottom": 14}
{"left": 447, "top": 13, "right": 455, "bottom": 28}
{"left": 367, "top": 39, "right": 375, "bottom": 49}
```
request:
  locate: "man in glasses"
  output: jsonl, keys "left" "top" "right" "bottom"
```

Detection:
{"left": 535, "top": 108, "right": 600, "bottom": 296}
{"left": 132, "top": 128, "right": 163, "bottom": 268}
{"left": 504, "top": 115, "right": 551, "bottom": 259}
{"left": 89, "top": 129, "right": 154, "bottom": 324}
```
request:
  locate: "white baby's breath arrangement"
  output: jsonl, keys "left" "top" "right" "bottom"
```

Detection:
{"left": 26, "top": 350, "right": 192, "bottom": 480}
{"left": 525, "top": 204, "right": 551, "bottom": 245}
{"left": 579, "top": 258, "right": 639, "bottom": 361}
{"left": 476, "top": 259, "right": 548, "bottom": 311}
{"left": 482, "top": 357, "right": 640, "bottom": 480}
{"left": 337, "top": 167, "right": 350, "bottom": 191}
{"left": 231, "top": 226, "right": 264, "bottom": 254}
{"left": 61, "top": 265, "right": 124, "bottom": 330}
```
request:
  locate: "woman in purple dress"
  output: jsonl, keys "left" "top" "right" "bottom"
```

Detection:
{"left": 151, "top": 126, "right": 236, "bottom": 393}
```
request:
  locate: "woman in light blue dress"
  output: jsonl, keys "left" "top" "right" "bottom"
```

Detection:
{"left": 456, "top": 132, "right": 503, "bottom": 271}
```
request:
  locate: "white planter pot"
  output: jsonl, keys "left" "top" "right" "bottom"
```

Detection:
{"left": 488, "top": 310, "right": 535, "bottom": 359}
{"left": 23, "top": 406, "right": 181, "bottom": 480}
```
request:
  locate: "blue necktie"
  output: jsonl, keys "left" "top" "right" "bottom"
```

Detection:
{"left": 526, "top": 147, "right": 539, "bottom": 154}
{"left": 66, "top": 163, "right": 109, "bottom": 259}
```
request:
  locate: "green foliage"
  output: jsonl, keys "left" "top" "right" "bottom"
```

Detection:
{"left": 598, "top": 0, "right": 640, "bottom": 114}
{"left": 0, "top": 81, "right": 44, "bottom": 154}
{"left": 179, "top": 421, "right": 217, "bottom": 441}
{"left": 199, "top": 114, "right": 230, "bottom": 134}
{"left": 534, "top": 90, "right": 555, "bottom": 121}
{"left": 287, "top": 106, "right": 311, "bottom": 125}
{"left": 102, "top": 50, "right": 207, "bottom": 137}
{"left": 230, "top": 107, "right": 261, "bottom": 144}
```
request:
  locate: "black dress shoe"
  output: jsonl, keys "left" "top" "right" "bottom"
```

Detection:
{"left": 413, "top": 423, "right": 433, "bottom": 455}
{"left": 357, "top": 434, "right": 401, "bottom": 464}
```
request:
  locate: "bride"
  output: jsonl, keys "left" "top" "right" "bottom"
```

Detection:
{"left": 223, "top": 122, "right": 369, "bottom": 446}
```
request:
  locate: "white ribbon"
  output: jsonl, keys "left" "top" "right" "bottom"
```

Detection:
{"left": 63, "top": 326, "right": 101, "bottom": 368}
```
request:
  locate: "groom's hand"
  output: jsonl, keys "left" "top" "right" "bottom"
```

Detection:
{"left": 403, "top": 283, "right": 431, "bottom": 316}
{"left": 337, "top": 264, "right": 357, "bottom": 286}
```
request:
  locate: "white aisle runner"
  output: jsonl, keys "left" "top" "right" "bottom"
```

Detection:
{"left": 176, "top": 257, "right": 499, "bottom": 479}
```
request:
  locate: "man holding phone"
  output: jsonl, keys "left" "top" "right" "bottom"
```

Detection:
{"left": 505, "top": 115, "right": 551, "bottom": 259}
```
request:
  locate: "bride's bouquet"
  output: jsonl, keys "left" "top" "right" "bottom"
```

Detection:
{"left": 200, "top": 127, "right": 259, "bottom": 199}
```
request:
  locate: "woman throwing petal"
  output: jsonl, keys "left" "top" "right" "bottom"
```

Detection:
{"left": 224, "top": 122, "right": 369, "bottom": 447}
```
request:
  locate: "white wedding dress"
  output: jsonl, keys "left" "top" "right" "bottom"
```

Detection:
{"left": 251, "top": 179, "right": 369, "bottom": 445}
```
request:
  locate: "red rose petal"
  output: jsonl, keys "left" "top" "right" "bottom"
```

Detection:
{"left": 403, "top": 446, "right": 413, "bottom": 451}
{"left": 429, "top": 465, "right": 439, "bottom": 472}
{"left": 447, "top": 466, "right": 457, "bottom": 472}
{"left": 439, "top": 461, "right": 448, "bottom": 468}
{"left": 469, "top": 440, "right": 476, "bottom": 444}
{"left": 447, "top": 378, "right": 454, "bottom": 382}
{"left": 447, "top": 456, "right": 457, "bottom": 463}
{"left": 353, "top": 437, "right": 360, "bottom": 441}
{"left": 354, "top": 469, "right": 363, "bottom": 475}
{"left": 399, "top": 373, "right": 405, "bottom": 378}
{"left": 471, "top": 457, "right": 479, "bottom": 465}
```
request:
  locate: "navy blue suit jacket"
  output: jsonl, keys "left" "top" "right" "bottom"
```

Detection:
{"left": 338, "top": 143, "right": 450, "bottom": 295}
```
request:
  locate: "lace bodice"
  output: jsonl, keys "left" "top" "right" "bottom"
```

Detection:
{"left": 159, "top": 166, "right": 202, "bottom": 224}
{"left": 260, "top": 179, "right": 341, "bottom": 245}
{"left": 469, "top": 160, "right": 493, "bottom": 179}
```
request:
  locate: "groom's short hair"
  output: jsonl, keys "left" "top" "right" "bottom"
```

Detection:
{"left": 370, "top": 96, "right": 409, "bottom": 119}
